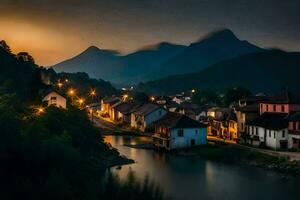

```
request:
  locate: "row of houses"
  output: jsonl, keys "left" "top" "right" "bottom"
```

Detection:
{"left": 100, "top": 96, "right": 207, "bottom": 150}
{"left": 206, "top": 91, "right": 300, "bottom": 150}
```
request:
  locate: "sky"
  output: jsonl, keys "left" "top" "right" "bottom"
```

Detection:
{"left": 0, "top": 0, "right": 299, "bottom": 66}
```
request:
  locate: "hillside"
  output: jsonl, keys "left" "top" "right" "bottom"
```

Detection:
{"left": 0, "top": 46, "right": 43, "bottom": 101}
{"left": 138, "top": 50, "right": 300, "bottom": 94}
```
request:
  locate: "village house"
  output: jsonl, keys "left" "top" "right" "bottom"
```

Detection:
{"left": 174, "top": 102, "right": 207, "bottom": 121}
{"left": 207, "top": 107, "right": 230, "bottom": 138}
{"left": 259, "top": 91, "right": 300, "bottom": 115}
{"left": 110, "top": 102, "right": 140, "bottom": 124}
{"left": 245, "top": 91, "right": 300, "bottom": 149}
{"left": 154, "top": 96, "right": 180, "bottom": 112}
{"left": 131, "top": 103, "right": 167, "bottom": 132}
{"left": 172, "top": 93, "right": 191, "bottom": 105}
{"left": 246, "top": 113, "right": 288, "bottom": 149}
{"left": 109, "top": 101, "right": 123, "bottom": 120}
{"left": 287, "top": 112, "right": 300, "bottom": 149}
{"left": 235, "top": 104, "right": 260, "bottom": 138}
{"left": 227, "top": 111, "right": 238, "bottom": 140}
{"left": 43, "top": 90, "right": 66, "bottom": 109}
{"left": 101, "top": 96, "right": 121, "bottom": 114}
{"left": 152, "top": 112, "right": 207, "bottom": 150}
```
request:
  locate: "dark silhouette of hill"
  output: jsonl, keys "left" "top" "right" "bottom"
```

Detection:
{"left": 53, "top": 42, "right": 186, "bottom": 84}
{"left": 53, "top": 29, "right": 263, "bottom": 85}
{"left": 157, "top": 29, "right": 264, "bottom": 77}
{"left": 139, "top": 50, "right": 300, "bottom": 94}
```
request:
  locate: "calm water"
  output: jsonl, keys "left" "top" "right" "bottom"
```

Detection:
{"left": 104, "top": 135, "right": 300, "bottom": 200}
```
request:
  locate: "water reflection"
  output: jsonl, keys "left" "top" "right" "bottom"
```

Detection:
{"left": 105, "top": 135, "right": 300, "bottom": 200}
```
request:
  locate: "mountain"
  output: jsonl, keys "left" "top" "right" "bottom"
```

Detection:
{"left": 53, "top": 29, "right": 263, "bottom": 85}
{"left": 138, "top": 50, "right": 300, "bottom": 94}
{"left": 157, "top": 29, "right": 264, "bottom": 77}
{"left": 53, "top": 42, "right": 187, "bottom": 84}
{"left": 53, "top": 46, "right": 121, "bottom": 81}
{"left": 118, "top": 42, "right": 186, "bottom": 83}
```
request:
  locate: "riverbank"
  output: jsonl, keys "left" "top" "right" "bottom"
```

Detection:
{"left": 175, "top": 142, "right": 300, "bottom": 177}
{"left": 120, "top": 138, "right": 300, "bottom": 177}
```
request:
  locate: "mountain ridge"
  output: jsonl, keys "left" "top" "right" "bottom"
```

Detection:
{"left": 138, "top": 50, "right": 300, "bottom": 94}
{"left": 53, "top": 29, "right": 264, "bottom": 85}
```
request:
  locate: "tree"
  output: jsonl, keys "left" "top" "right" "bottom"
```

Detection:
{"left": 0, "top": 40, "right": 11, "bottom": 53}
{"left": 17, "top": 52, "right": 35, "bottom": 64}
{"left": 224, "top": 87, "right": 252, "bottom": 105}
{"left": 192, "top": 89, "right": 220, "bottom": 106}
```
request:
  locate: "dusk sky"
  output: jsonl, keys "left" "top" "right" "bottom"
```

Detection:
{"left": 1, "top": 0, "right": 299, "bottom": 66}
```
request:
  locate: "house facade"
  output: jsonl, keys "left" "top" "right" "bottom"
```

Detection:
{"left": 101, "top": 96, "right": 121, "bottom": 114}
{"left": 247, "top": 113, "right": 288, "bottom": 149}
{"left": 131, "top": 103, "right": 167, "bottom": 132}
{"left": 227, "top": 112, "right": 238, "bottom": 140}
{"left": 43, "top": 90, "right": 66, "bottom": 109}
{"left": 245, "top": 91, "right": 300, "bottom": 149}
{"left": 111, "top": 102, "right": 140, "bottom": 124}
{"left": 153, "top": 112, "right": 207, "bottom": 150}
{"left": 287, "top": 112, "right": 300, "bottom": 149}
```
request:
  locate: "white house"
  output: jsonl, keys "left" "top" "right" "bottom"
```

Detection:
{"left": 153, "top": 112, "right": 207, "bottom": 150}
{"left": 43, "top": 90, "right": 66, "bottom": 109}
{"left": 246, "top": 113, "right": 288, "bottom": 149}
{"left": 131, "top": 103, "right": 167, "bottom": 132}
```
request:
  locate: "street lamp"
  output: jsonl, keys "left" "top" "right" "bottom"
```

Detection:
{"left": 150, "top": 96, "right": 155, "bottom": 102}
{"left": 123, "top": 94, "right": 128, "bottom": 101}
{"left": 78, "top": 98, "right": 84, "bottom": 106}
{"left": 37, "top": 107, "right": 45, "bottom": 115}
{"left": 57, "top": 82, "right": 63, "bottom": 89}
{"left": 68, "top": 88, "right": 75, "bottom": 96}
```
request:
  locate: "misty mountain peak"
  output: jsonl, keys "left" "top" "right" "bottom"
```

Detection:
{"left": 85, "top": 45, "right": 101, "bottom": 53}
{"left": 196, "top": 29, "right": 239, "bottom": 44}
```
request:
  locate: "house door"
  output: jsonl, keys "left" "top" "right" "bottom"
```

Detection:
{"left": 280, "top": 140, "right": 288, "bottom": 149}
{"left": 191, "top": 139, "right": 196, "bottom": 146}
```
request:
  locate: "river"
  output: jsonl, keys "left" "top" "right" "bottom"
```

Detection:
{"left": 104, "top": 135, "right": 300, "bottom": 200}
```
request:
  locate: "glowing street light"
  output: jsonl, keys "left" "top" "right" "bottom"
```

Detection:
{"left": 90, "top": 89, "right": 96, "bottom": 97}
{"left": 78, "top": 98, "right": 85, "bottom": 105}
{"left": 37, "top": 107, "right": 45, "bottom": 115}
{"left": 65, "top": 79, "right": 69, "bottom": 83}
{"left": 68, "top": 88, "right": 75, "bottom": 96}
{"left": 123, "top": 94, "right": 129, "bottom": 101}
{"left": 57, "top": 82, "right": 63, "bottom": 88}
{"left": 150, "top": 96, "right": 155, "bottom": 101}
{"left": 192, "top": 89, "right": 196, "bottom": 93}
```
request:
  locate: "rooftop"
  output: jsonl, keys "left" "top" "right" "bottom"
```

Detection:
{"left": 102, "top": 96, "right": 121, "bottom": 105}
{"left": 114, "top": 102, "right": 140, "bottom": 115}
{"left": 261, "top": 90, "right": 300, "bottom": 104}
{"left": 287, "top": 112, "right": 300, "bottom": 122}
{"left": 134, "top": 103, "right": 162, "bottom": 116}
{"left": 247, "top": 112, "right": 288, "bottom": 130}
{"left": 235, "top": 104, "right": 259, "bottom": 113}
{"left": 154, "top": 112, "right": 206, "bottom": 129}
